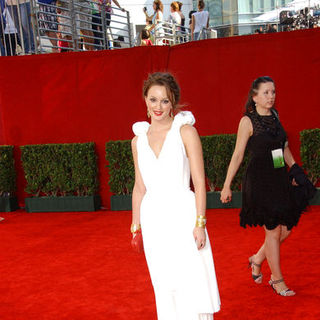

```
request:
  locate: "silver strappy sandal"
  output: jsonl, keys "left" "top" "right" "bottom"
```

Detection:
{"left": 248, "top": 255, "right": 263, "bottom": 284}
{"left": 269, "top": 278, "right": 296, "bottom": 296}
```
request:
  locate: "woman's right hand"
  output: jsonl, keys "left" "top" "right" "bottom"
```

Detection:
{"left": 220, "top": 187, "right": 232, "bottom": 203}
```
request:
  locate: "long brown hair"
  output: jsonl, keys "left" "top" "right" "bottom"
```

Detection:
{"left": 153, "top": 0, "right": 163, "bottom": 12}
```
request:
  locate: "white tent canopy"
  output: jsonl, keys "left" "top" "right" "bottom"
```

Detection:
{"left": 252, "top": 0, "right": 320, "bottom": 22}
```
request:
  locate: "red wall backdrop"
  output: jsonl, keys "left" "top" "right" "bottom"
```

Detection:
{"left": 0, "top": 29, "right": 319, "bottom": 208}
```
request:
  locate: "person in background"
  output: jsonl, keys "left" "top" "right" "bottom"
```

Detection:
{"left": 144, "top": 18, "right": 154, "bottom": 43}
{"left": 220, "top": 76, "right": 307, "bottom": 297}
{"left": 3, "top": 5, "right": 18, "bottom": 55}
{"left": 140, "top": 28, "right": 152, "bottom": 46}
{"left": 266, "top": 23, "right": 276, "bottom": 33}
{"left": 112, "top": 35, "right": 124, "bottom": 48}
{"left": 0, "top": 0, "right": 6, "bottom": 56}
{"left": 143, "top": 0, "right": 163, "bottom": 45}
{"left": 6, "top": 0, "right": 35, "bottom": 54}
{"left": 177, "top": 1, "right": 185, "bottom": 42}
{"left": 188, "top": 10, "right": 196, "bottom": 27}
{"left": 56, "top": 0, "right": 72, "bottom": 52}
{"left": 191, "top": 0, "right": 209, "bottom": 41}
{"left": 38, "top": 0, "right": 58, "bottom": 53}
{"left": 99, "top": 0, "right": 125, "bottom": 49}
{"left": 168, "top": 1, "right": 181, "bottom": 27}
{"left": 73, "top": 0, "right": 94, "bottom": 50}
{"left": 91, "top": 0, "right": 103, "bottom": 50}
{"left": 177, "top": 2, "right": 185, "bottom": 29}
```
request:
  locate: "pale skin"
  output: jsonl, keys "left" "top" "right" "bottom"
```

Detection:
{"left": 112, "top": 0, "right": 126, "bottom": 12}
{"left": 143, "top": 2, "right": 161, "bottom": 33}
{"left": 131, "top": 85, "right": 207, "bottom": 250}
{"left": 220, "top": 82, "right": 296, "bottom": 295}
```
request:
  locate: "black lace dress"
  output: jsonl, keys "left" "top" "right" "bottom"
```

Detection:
{"left": 240, "top": 110, "right": 302, "bottom": 230}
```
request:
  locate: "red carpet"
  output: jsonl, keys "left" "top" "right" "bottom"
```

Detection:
{"left": 0, "top": 207, "right": 319, "bottom": 320}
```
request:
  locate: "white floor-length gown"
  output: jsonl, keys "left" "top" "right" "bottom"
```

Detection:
{"left": 133, "top": 111, "right": 221, "bottom": 320}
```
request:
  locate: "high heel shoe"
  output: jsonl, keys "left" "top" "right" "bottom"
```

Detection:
{"left": 269, "top": 278, "right": 296, "bottom": 296}
{"left": 248, "top": 255, "right": 263, "bottom": 284}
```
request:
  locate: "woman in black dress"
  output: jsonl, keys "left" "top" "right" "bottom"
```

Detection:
{"left": 221, "top": 76, "right": 301, "bottom": 296}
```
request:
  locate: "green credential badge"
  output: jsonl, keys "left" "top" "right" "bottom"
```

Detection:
{"left": 271, "top": 148, "right": 285, "bottom": 169}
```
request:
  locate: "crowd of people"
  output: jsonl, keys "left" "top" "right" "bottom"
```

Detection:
{"left": 0, "top": 0, "right": 127, "bottom": 56}
{"left": 254, "top": 7, "right": 320, "bottom": 35}
{"left": 0, "top": 0, "right": 35, "bottom": 56}
{"left": 1, "top": 0, "right": 320, "bottom": 56}
{"left": 140, "top": 0, "right": 210, "bottom": 46}
{"left": 281, "top": 7, "right": 320, "bottom": 31}
{"left": 254, "top": 23, "right": 278, "bottom": 34}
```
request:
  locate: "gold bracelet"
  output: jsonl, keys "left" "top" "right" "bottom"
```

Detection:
{"left": 195, "top": 215, "right": 207, "bottom": 228}
{"left": 130, "top": 223, "right": 141, "bottom": 234}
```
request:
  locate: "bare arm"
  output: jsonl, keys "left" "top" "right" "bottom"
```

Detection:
{"left": 284, "top": 145, "right": 296, "bottom": 168}
{"left": 148, "top": 24, "right": 156, "bottom": 32}
{"left": 113, "top": 0, "right": 125, "bottom": 11}
{"left": 220, "top": 116, "right": 252, "bottom": 203}
{"left": 131, "top": 137, "right": 146, "bottom": 230}
{"left": 191, "top": 15, "right": 195, "bottom": 40}
{"left": 181, "top": 125, "right": 206, "bottom": 249}
{"left": 143, "top": 10, "right": 154, "bottom": 21}
{"left": 181, "top": 125, "right": 206, "bottom": 216}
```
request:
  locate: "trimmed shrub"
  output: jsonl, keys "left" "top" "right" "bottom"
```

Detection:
{"left": 0, "top": 146, "right": 16, "bottom": 196}
{"left": 105, "top": 140, "right": 134, "bottom": 195}
{"left": 106, "top": 134, "right": 249, "bottom": 194}
{"left": 20, "top": 143, "right": 99, "bottom": 197}
{"left": 300, "top": 128, "right": 320, "bottom": 185}
{"left": 201, "top": 134, "right": 248, "bottom": 191}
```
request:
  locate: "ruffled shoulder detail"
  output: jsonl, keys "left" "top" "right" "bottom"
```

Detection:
{"left": 132, "top": 121, "right": 150, "bottom": 136}
{"left": 173, "top": 111, "right": 195, "bottom": 128}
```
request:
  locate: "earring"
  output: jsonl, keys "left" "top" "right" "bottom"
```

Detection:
{"left": 147, "top": 110, "right": 150, "bottom": 118}
{"left": 170, "top": 109, "right": 174, "bottom": 118}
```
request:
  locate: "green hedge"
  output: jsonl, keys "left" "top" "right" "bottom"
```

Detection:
{"left": 0, "top": 146, "right": 16, "bottom": 196}
{"left": 105, "top": 140, "right": 134, "bottom": 195}
{"left": 21, "top": 142, "right": 99, "bottom": 197}
{"left": 300, "top": 128, "right": 320, "bottom": 185}
{"left": 106, "top": 134, "right": 248, "bottom": 195}
{"left": 201, "top": 134, "right": 248, "bottom": 191}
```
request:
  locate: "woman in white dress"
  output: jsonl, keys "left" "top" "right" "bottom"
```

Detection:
{"left": 131, "top": 72, "right": 220, "bottom": 320}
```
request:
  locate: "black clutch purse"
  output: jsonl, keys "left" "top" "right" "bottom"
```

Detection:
{"left": 289, "top": 163, "right": 317, "bottom": 209}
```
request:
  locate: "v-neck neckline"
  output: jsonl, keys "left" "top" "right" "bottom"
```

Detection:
{"left": 146, "top": 120, "right": 174, "bottom": 160}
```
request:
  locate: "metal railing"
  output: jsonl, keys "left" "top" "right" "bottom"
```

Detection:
{"left": 0, "top": 0, "right": 131, "bottom": 56}
{"left": 151, "top": 22, "right": 217, "bottom": 46}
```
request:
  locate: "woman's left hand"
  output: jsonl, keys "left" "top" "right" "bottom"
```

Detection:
{"left": 193, "top": 227, "right": 206, "bottom": 250}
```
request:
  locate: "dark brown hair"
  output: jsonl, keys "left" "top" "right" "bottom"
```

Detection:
{"left": 198, "top": 0, "right": 205, "bottom": 10}
{"left": 141, "top": 29, "right": 150, "bottom": 40}
{"left": 245, "top": 76, "right": 275, "bottom": 113}
{"left": 143, "top": 72, "right": 180, "bottom": 110}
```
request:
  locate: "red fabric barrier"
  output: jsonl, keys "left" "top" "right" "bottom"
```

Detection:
{"left": 0, "top": 29, "right": 319, "bottom": 208}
